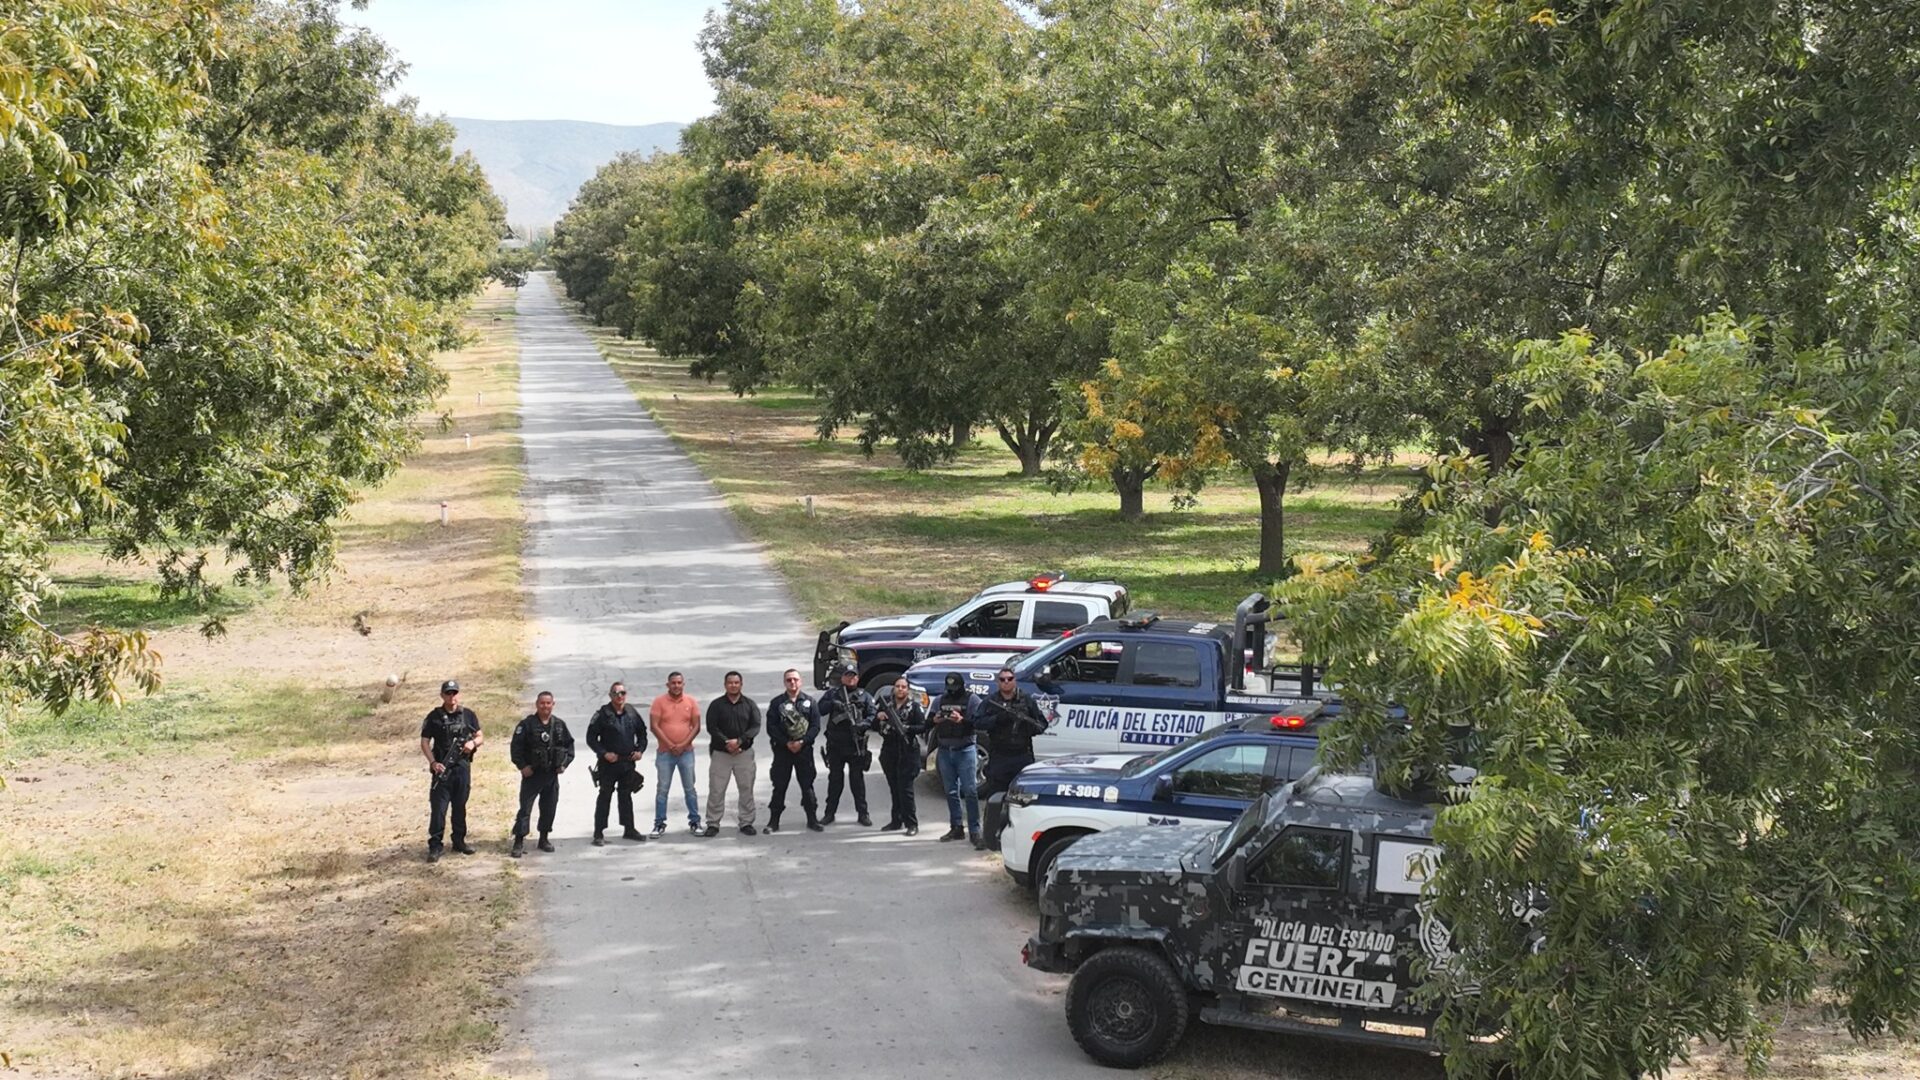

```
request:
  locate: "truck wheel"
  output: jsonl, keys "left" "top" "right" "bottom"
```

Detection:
{"left": 1030, "top": 829, "right": 1090, "bottom": 894}
{"left": 862, "top": 667, "right": 902, "bottom": 694}
{"left": 1066, "top": 946, "right": 1190, "bottom": 1068}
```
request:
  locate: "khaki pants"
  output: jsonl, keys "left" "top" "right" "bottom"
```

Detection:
{"left": 706, "top": 747, "right": 757, "bottom": 828}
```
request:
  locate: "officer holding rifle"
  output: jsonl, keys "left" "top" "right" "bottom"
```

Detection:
{"left": 873, "top": 675, "right": 928, "bottom": 835}
{"left": 420, "top": 679, "right": 484, "bottom": 862}
{"left": 974, "top": 665, "right": 1049, "bottom": 851}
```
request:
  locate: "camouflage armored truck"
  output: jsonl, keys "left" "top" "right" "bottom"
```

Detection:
{"left": 1023, "top": 769, "right": 1465, "bottom": 1068}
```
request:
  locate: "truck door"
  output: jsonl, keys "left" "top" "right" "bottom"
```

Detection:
{"left": 1223, "top": 826, "right": 1409, "bottom": 1014}
{"left": 1154, "top": 741, "right": 1274, "bottom": 824}
{"left": 1033, "top": 635, "right": 1130, "bottom": 755}
{"left": 1028, "top": 598, "right": 1093, "bottom": 639}
{"left": 942, "top": 597, "right": 1028, "bottom": 651}
{"left": 1120, "top": 639, "right": 1219, "bottom": 747}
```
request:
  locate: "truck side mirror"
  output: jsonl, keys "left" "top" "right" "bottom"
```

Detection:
{"left": 1153, "top": 774, "right": 1175, "bottom": 801}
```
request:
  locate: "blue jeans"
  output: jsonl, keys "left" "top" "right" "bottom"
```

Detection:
{"left": 937, "top": 744, "right": 979, "bottom": 833}
{"left": 654, "top": 751, "right": 700, "bottom": 828}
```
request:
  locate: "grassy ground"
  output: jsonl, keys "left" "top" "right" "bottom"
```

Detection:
{"left": 0, "top": 285, "right": 531, "bottom": 1079}
{"left": 572, "top": 322, "right": 1416, "bottom": 628}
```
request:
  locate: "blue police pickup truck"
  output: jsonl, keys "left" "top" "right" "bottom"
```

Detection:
{"left": 903, "top": 593, "right": 1329, "bottom": 759}
{"left": 812, "top": 573, "right": 1129, "bottom": 690}
{"left": 999, "top": 705, "right": 1325, "bottom": 891}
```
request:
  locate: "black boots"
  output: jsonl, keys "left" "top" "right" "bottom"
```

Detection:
{"left": 510, "top": 837, "right": 525, "bottom": 858}
{"left": 591, "top": 831, "right": 606, "bottom": 846}
{"left": 857, "top": 813, "right": 873, "bottom": 827}
{"left": 537, "top": 835, "right": 554, "bottom": 853}
{"left": 939, "top": 827, "right": 965, "bottom": 842}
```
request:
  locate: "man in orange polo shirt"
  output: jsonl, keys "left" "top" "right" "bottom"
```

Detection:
{"left": 648, "top": 671, "right": 703, "bottom": 837}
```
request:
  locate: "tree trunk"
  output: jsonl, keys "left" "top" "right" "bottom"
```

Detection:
{"left": 1115, "top": 468, "right": 1147, "bottom": 523}
{"left": 1252, "top": 460, "right": 1292, "bottom": 579}
{"left": 949, "top": 421, "right": 972, "bottom": 450}
{"left": 995, "top": 417, "right": 1055, "bottom": 478}
{"left": 1465, "top": 421, "right": 1516, "bottom": 473}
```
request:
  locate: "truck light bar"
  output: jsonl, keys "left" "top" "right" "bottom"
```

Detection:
{"left": 1028, "top": 571, "right": 1065, "bottom": 591}
{"left": 1269, "top": 714, "right": 1310, "bottom": 729}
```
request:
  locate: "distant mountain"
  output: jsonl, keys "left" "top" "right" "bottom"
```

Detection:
{"left": 450, "top": 117, "right": 686, "bottom": 233}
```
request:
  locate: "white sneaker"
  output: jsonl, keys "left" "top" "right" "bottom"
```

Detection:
{"left": 649, "top": 823, "right": 667, "bottom": 838}
{"left": 688, "top": 822, "right": 703, "bottom": 835}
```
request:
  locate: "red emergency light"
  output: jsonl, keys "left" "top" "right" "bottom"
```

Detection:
{"left": 1269, "top": 714, "right": 1310, "bottom": 730}
{"left": 1028, "top": 572, "right": 1064, "bottom": 591}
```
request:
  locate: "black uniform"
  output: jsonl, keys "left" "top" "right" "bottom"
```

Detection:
{"left": 975, "top": 688, "right": 1049, "bottom": 847}
{"left": 509, "top": 713, "right": 576, "bottom": 841}
{"left": 422, "top": 705, "right": 482, "bottom": 853}
{"left": 585, "top": 702, "right": 649, "bottom": 835}
{"left": 872, "top": 693, "right": 928, "bottom": 830}
{"left": 818, "top": 684, "right": 876, "bottom": 821}
{"left": 764, "top": 690, "right": 822, "bottom": 829}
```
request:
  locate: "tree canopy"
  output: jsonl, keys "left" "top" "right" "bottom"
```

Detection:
{"left": 2, "top": 0, "right": 508, "bottom": 714}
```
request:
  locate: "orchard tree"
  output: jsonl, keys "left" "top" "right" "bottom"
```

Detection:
{"left": 1284, "top": 320, "right": 1920, "bottom": 1078}
{"left": 2, "top": 0, "right": 507, "bottom": 715}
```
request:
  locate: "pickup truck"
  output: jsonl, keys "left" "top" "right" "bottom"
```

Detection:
{"left": 813, "top": 573, "right": 1128, "bottom": 690}
{"left": 1000, "top": 706, "right": 1325, "bottom": 892}
{"left": 904, "top": 593, "right": 1331, "bottom": 760}
{"left": 1024, "top": 771, "right": 1464, "bottom": 1068}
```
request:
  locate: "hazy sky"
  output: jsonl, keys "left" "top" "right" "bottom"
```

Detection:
{"left": 347, "top": 0, "right": 719, "bottom": 126}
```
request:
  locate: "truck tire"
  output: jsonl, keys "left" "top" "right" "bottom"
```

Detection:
{"left": 861, "top": 666, "right": 903, "bottom": 694}
{"left": 1030, "top": 829, "right": 1091, "bottom": 894}
{"left": 1066, "top": 946, "right": 1190, "bottom": 1068}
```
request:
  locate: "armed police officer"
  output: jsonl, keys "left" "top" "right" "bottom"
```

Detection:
{"left": 420, "top": 679, "right": 484, "bottom": 862}
{"left": 974, "top": 665, "right": 1048, "bottom": 851}
{"left": 509, "top": 690, "right": 575, "bottom": 857}
{"left": 931, "top": 672, "right": 981, "bottom": 845}
{"left": 585, "top": 681, "right": 649, "bottom": 845}
{"left": 818, "top": 664, "right": 876, "bottom": 826}
{"left": 873, "top": 675, "right": 928, "bottom": 835}
{"left": 764, "top": 668, "right": 824, "bottom": 833}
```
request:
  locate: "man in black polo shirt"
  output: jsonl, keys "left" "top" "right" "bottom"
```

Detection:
{"left": 420, "top": 679, "right": 484, "bottom": 862}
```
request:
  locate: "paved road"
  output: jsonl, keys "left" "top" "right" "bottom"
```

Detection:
{"left": 502, "top": 273, "right": 1108, "bottom": 1079}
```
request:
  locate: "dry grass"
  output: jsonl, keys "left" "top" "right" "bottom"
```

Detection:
{"left": 571, "top": 317, "right": 1417, "bottom": 626}
{"left": 0, "top": 284, "right": 531, "bottom": 1079}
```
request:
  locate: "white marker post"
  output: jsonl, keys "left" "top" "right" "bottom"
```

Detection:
{"left": 439, "top": 501, "right": 450, "bottom": 527}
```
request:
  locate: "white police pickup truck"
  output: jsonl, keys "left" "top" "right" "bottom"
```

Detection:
{"left": 813, "top": 573, "right": 1129, "bottom": 691}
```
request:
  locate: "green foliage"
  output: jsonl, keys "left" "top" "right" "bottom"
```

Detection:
{"left": 1284, "top": 319, "right": 1920, "bottom": 1077}
{"left": 0, "top": 0, "right": 506, "bottom": 717}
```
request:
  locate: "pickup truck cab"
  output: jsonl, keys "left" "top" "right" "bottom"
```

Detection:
{"left": 1025, "top": 771, "right": 1461, "bottom": 1068}
{"left": 813, "top": 574, "right": 1128, "bottom": 690}
{"left": 1001, "top": 708, "right": 1324, "bottom": 891}
{"left": 905, "top": 593, "right": 1330, "bottom": 760}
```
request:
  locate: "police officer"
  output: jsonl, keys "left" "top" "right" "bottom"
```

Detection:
{"left": 420, "top": 679, "right": 484, "bottom": 862}
{"left": 931, "top": 672, "right": 981, "bottom": 844}
{"left": 509, "top": 691, "right": 575, "bottom": 857}
{"left": 585, "top": 681, "right": 649, "bottom": 845}
{"left": 974, "top": 665, "right": 1048, "bottom": 851}
{"left": 818, "top": 664, "right": 876, "bottom": 826}
{"left": 873, "top": 675, "right": 928, "bottom": 835}
{"left": 764, "top": 668, "right": 824, "bottom": 833}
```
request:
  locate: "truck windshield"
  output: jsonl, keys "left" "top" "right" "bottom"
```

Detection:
{"left": 1118, "top": 722, "right": 1237, "bottom": 777}
{"left": 1212, "top": 791, "right": 1273, "bottom": 865}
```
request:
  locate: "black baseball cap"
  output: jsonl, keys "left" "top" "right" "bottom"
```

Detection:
{"left": 440, "top": 679, "right": 460, "bottom": 694}
{"left": 836, "top": 664, "right": 859, "bottom": 678}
